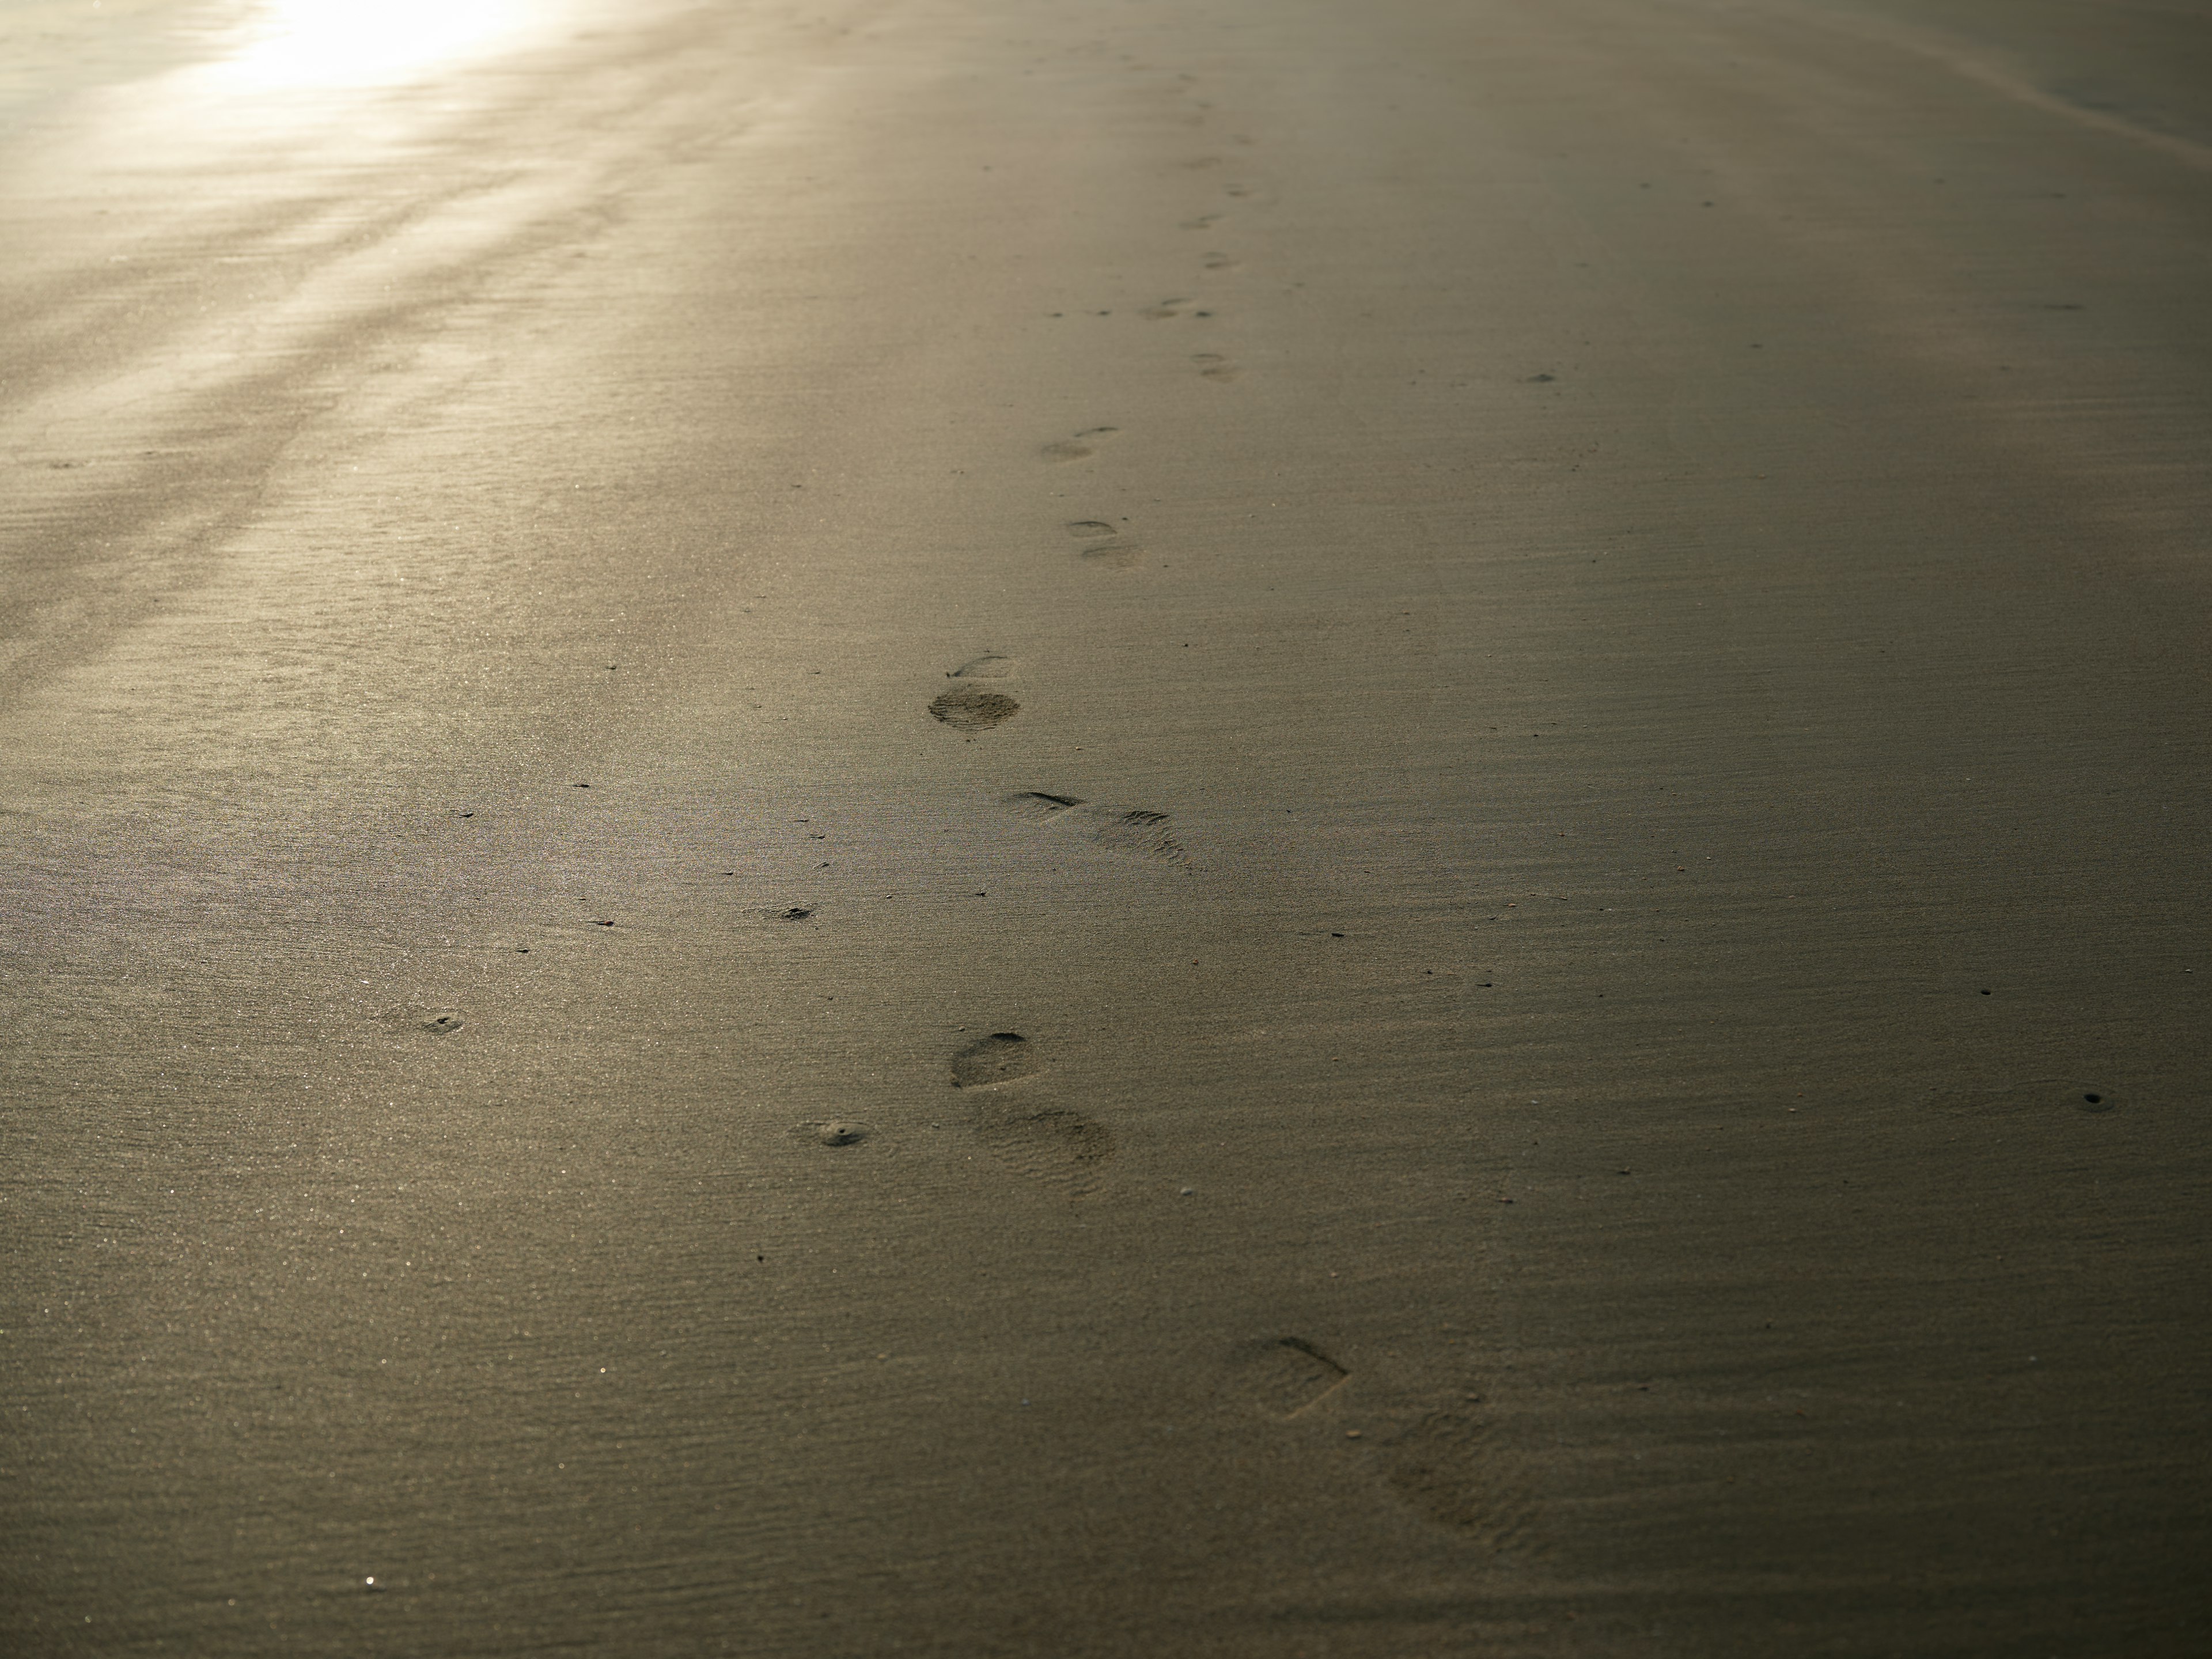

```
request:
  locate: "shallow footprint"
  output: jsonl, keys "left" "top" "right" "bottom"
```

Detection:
{"left": 1064, "top": 518, "right": 1142, "bottom": 568}
{"left": 1192, "top": 352, "right": 1239, "bottom": 381}
{"left": 793, "top": 1119, "right": 869, "bottom": 1147}
{"left": 1141, "top": 298, "right": 1190, "bottom": 320}
{"left": 1001, "top": 791, "right": 1188, "bottom": 863}
{"left": 1078, "top": 540, "right": 1143, "bottom": 568}
{"left": 930, "top": 685, "right": 1020, "bottom": 730}
{"left": 1382, "top": 1411, "right": 1541, "bottom": 1556}
{"left": 1040, "top": 426, "right": 1119, "bottom": 462}
{"left": 972, "top": 1099, "right": 1116, "bottom": 1198}
{"left": 1223, "top": 1336, "right": 1350, "bottom": 1418}
{"left": 1200, "top": 251, "right": 1238, "bottom": 270}
{"left": 1932, "top": 1078, "right": 2124, "bottom": 1116}
{"left": 950, "top": 1031, "right": 1043, "bottom": 1088}
{"left": 377, "top": 1003, "right": 463, "bottom": 1036}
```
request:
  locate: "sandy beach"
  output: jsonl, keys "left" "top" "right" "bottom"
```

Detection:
{"left": 3, "top": 1, "right": 2208, "bottom": 1652}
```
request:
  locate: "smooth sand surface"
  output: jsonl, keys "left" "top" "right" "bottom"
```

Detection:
{"left": 3, "top": 1, "right": 2209, "bottom": 1652}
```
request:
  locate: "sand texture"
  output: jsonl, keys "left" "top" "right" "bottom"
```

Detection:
{"left": 2, "top": 0, "right": 2209, "bottom": 1653}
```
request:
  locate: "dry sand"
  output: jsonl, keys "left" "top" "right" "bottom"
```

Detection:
{"left": 3, "top": 0, "right": 2209, "bottom": 1652}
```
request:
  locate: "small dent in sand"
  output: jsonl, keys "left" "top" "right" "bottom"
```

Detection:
{"left": 947, "top": 654, "right": 1015, "bottom": 679}
{"left": 809, "top": 1120, "right": 868, "bottom": 1147}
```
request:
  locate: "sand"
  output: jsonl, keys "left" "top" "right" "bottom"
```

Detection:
{"left": 2, "top": 0, "right": 2208, "bottom": 1652}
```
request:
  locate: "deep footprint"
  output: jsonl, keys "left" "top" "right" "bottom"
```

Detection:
{"left": 930, "top": 685, "right": 1020, "bottom": 730}
{"left": 1040, "top": 426, "right": 1119, "bottom": 461}
{"left": 951, "top": 1031, "right": 1043, "bottom": 1088}
{"left": 1002, "top": 792, "right": 1188, "bottom": 862}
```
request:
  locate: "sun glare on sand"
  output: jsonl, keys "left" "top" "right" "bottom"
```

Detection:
{"left": 217, "top": 0, "right": 533, "bottom": 88}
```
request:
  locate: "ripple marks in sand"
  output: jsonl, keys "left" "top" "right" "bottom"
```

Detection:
{"left": 1040, "top": 426, "right": 1119, "bottom": 462}
{"left": 1003, "top": 791, "right": 1188, "bottom": 863}
{"left": 929, "top": 685, "right": 1020, "bottom": 730}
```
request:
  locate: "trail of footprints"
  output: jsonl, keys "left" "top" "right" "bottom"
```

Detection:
{"left": 893, "top": 165, "right": 1227, "bottom": 1197}
{"left": 392, "top": 85, "right": 1531, "bottom": 1559}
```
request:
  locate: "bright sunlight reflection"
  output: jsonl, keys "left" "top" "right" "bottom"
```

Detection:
{"left": 218, "top": 0, "right": 533, "bottom": 89}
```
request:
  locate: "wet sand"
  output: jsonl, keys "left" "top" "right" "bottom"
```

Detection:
{"left": 3, "top": 0, "right": 2209, "bottom": 1652}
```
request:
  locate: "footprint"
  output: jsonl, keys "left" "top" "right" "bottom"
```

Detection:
{"left": 950, "top": 1031, "right": 1043, "bottom": 1088}
{"left": 1192, "top": 352, "right": 1239, "bottom": 381}
{"left": 1040, "top": 426, "right": 1119, "bottom": 462}
{"left": 1140, "top": 298, "right": 1190, "bottom": 320}
{"left": 929, "top": 685, "right": 1021, "bottom": 730}
{"left": 1002, "top": 791, "right": 1188, "bottom": 863}
{"left": 971, "top": 1098, "right": 1116, "bottom": 1198}
{"left": 1224, "top": 1336, "right": 1351, "bottom": 1418}
{"left": 1381, "top": 1411, "right": 1541, "bottom": 1556}
{"left": 946, "top": 654, "right": 1015, "bottom": 680}
{"left": 1200, "top": 251, "right": 1238, "bottom": 271}
{"left": 1179, "top": 213, "right": 1224, "bottom": 230}
{"left": 1064, "top": 518, "right": 1142, "bottom": 568}
{"left": 1932, "top": 1079, "right": 2123, "bottom": 1116}
{"left": 377, "top": 1004, "right": 463, "bottom": 1036}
